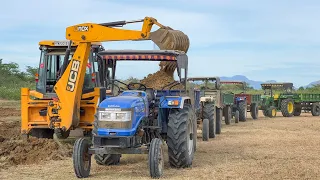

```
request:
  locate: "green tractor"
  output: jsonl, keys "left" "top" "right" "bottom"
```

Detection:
{"left": 260, "top": 83, "right": 299, "bottom": 118}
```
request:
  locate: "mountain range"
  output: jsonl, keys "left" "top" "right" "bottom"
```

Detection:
{"left": 219, "top": 75, "right": 277, "bottom": 89}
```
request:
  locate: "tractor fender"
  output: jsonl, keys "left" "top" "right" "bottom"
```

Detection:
{"left": 159, "top": 96, "right": 191, "bottom": 109}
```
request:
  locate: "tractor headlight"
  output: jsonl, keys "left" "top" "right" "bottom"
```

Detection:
{"left": 99, "top": 110, "right": 131, "bottom": 122}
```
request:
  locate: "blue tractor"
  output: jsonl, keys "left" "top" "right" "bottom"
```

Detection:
{"left": 73, "top": 50, "right": 197, "bottom": 178}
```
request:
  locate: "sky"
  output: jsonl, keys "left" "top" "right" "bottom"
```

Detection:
{"left": 1, "top": 0, "right": 320, "bottom": 87}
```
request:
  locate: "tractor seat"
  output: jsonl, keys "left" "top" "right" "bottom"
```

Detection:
{"left": 145, "top": 88, "right": 155, "bottom": 102}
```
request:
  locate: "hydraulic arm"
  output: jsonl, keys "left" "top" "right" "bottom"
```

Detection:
{"left": 54, "top": 16, "right": 190, "bottom": 132}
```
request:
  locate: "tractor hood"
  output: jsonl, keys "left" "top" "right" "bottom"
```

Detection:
{"left": 99, "top": 96, "right": 144, "bottom": 109}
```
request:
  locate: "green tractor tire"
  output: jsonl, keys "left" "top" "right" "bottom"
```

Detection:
{"left": 281, "top": 99, "right": 295, "bottom": 117}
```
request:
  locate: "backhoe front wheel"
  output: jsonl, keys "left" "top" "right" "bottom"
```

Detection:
{"left": 167, "top": 104, "right": 195, "bottom": 168}
{"left": 149, "top": 138, "right": 164, "bottom": 179}
{"left": 73, "top": 138, "right": 92, "bottom": 178}
{"left": 281, "top": 99, "right": 295, "bottom": 117}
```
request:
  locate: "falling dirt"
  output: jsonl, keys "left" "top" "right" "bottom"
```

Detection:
{"left": 141, "top": 70, "right": 184, "bottom": 90}
{"left": 0, "top": 108, "right": 72, "bottom": 169}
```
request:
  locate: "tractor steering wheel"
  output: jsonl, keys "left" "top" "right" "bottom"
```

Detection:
{"left": 106, "top": 82, "right": 122, "bottom": 95}
{"left": 127, "top": 82, "right": 147, "bottom": 91}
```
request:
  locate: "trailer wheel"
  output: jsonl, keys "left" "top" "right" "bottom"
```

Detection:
{"left": 54, "top": 128, "right": 70, "bottom": 139}
{"left": 250, "top": 103, "right": 259, "bottom": 120}
{"left": 73, "top": 138, "right": 91, "bottom": 178}
{"left": 281, "top": 99, "right": 295, "bottom": 117}
{"left": 294, "top": 103, "right": 302, "bottom": 116}
{"left": 238, "top": 101, "right": 247, "bottom": 121}
{"left": 30, "top": 129, "right": 54, "bottom": 139}
{"left": 202, "top": 119, "right": 209, "bottom": 141}
{"left": 215, "top": 107, "right": 222, "bottom": 134}
{"left": 203, "top": 103, "right": 215, "bottom": 138}
{"left": 224, "top": 106, "right": 232, "bottom": 125}
{"left": 311, "top": 103, "right": 320, "bottom": 116}
{"left": 267, "top": 107, "right": 277, "bottom": 118}
{"left": 167, "top": 104, "right": 195, "bottom": 168}
{"left": 235, "top": 110, "right": 239, "bottom": 123}
{"left": 149, "top": 138, "right": 164, "bottom": 179}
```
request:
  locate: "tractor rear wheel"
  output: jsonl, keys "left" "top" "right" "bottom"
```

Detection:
{"left": 224, "top": 106, "right": 232, "bottom": 125}
{"left": 148, "top": 138, "right": 164, "bottom": 179}
{"left": 73, "top": 138, "right": 91, "bottom": 178}
{"left": 234, "top": 110, "right": 239, "bottom": 123}
{"left": 167, "top": 104, "right": 195, "bottom": 168}
{"left": 94, "top": 154, "right": 121, "bottom": 166}
{"left": 250, "top": 103, "right": 259, "bottom": 120}
{"left": 311, "top": 103, "right": 320, "bottom": 116}
{"left": 203, "top": 103, "right": 215, "bottom": 138}
{"left": 54, "top": 128, "right": 70, "bottom": 139}
{"left": 30, "top": 129, "right": 54, "bottom": 139}
{"left": 202, "top": 119, "right": 209, "bottom": 141}
{"left": 238, "top": 101, "right": 247, "bottom": 122}
{"left": 215, "top": 107, "right": 222, "bottom": 134}
{"left": 281, "top": 99, "right": 295, "bottom": 117}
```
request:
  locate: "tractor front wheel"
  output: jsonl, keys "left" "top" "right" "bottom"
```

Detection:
{"left": 149, "top": 138, "right": 164, "bottom": 179}
{"left": 267, "top": 107, "right": 277, "bottom": 118}
{"left": 167, "top": 104, "right": 195, "bottom": 168}
{"left": 281, "top": 99, "right": 295, "bottom": 117}
{"left": 234, "top": 110, "right": 239, "bottom": 123}
{"left": 73, "top": 138, "right": 92, "bottom": 178}
{"left": 224, "top": 106, "right": 232, "bottom": 125}
{"left": 250, "top": 103, "right": 259, "bottom": 120}
{"left": 202, "top": 119, "right": 209, "bottom": 141}
{"left": 294, "top": 103, "right": 302, "bottom": 116}
{"left": 215, "top": 107, "right": 222, "bottom": 134}
{"left": 311, "top": 103, "right": 320, "bottom": 116}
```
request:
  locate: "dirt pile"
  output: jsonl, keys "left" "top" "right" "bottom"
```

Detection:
{"left": 141, "top": 70, "right": 184, "bottom": 90}
{"left": 0, "top": 121, "right": 72, "bottom": 169}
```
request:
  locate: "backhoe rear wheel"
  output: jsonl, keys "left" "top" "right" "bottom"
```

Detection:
{"left": 281, "top": 99, "right": 295, "bottom": 117}
{"left": 203, "top": 103, "right": 215, "bottom": 138}
{"left": 250, "top": 103, "right": 259, "bottom": 120}
{"left": 73, "top": 138, "right": 91, "bottom": 178}
{"left": 167, "top": 104, "right": 195, "bottom": 168}
{"left": 311, "top": 103, "right": 320, "bottom": 116}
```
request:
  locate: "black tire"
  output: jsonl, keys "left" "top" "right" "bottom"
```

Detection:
{"left": 215, "top": 108, "right": 222, "bottom": 134}
{"left": 30, "top": 129, "right": 54, "bottom": 139}
{"left": 167, "top": 104, "right": 195, "bottom": 168}
{"left": 94, "top": 154, "right": 121, "bottom": 165}
{"left": 281, "top": 99, "right": 295, "bottom": 117}
{"left": 294, "top": 103, "right": 302, "bottom": 116}
{"left": 267, "top": 107, "right": 277, "bottom": 118}
{"left": 149, "top": 138, "right": 164, "bottom": 179}
{"left": 202, "top": 119, "right": 209, "bottom": 141}
{"left": 73, "top": 138, "right": 92, "bottom": 178}
{"left": 224, "top": 106, "right": 232, "bottom": 125}
{"left": 92, "top": 113, "right": 99, "bottom": 136}
{"left": 311, "top": 103, "right": 320, "bottom": 116}
{"left": 54, "top": 128, "right": 70, "bottom": 139}
{"left": 235, "top": 110, "right": 239, "bottom": 123}
{"left": 238, "top": 101, "right": 247, "bottom": 121}
{"left": 262, "top": 110, "right": 268, "bottom": 117}
{"left": 250, "top": 103, "right": 259, "bottom": 120}
{"left": 203, "top": 103, "right": 215, "bottom": 138}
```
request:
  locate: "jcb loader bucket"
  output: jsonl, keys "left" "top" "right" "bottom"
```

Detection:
{"left": 150, "top": 28, "right": 190, "bottom": 75}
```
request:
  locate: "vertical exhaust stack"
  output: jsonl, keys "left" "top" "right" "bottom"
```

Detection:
{"left": 149, "top": 27, "right": 190, "bottom": 76}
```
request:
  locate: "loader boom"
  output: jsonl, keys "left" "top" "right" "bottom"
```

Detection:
{"left": 54, "top": 16, "right": 189, "bottom": 131}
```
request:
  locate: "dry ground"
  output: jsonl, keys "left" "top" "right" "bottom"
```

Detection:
{"left": 0, "top": 100, "right": 320, "bottom": 180}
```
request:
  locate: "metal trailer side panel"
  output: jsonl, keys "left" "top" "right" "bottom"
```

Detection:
{"left": 223, "top": 93, "right": 235, "bottom": 106}
{"left": 299, "top": 93, "right": 320, "bottom": 102}
{"left": 251, "top": 94, "right": 262, "bottom": 104}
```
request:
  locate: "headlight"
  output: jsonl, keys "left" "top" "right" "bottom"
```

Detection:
{"left": 99, "top": 110, "right": 131, "bottom": 122}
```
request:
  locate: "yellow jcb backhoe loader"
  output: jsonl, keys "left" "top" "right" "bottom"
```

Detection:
{"left": 21, "top": 17, "right": 189, "bottom": 139}
{"left": 21, "top": 40, "right": 105, "bottom": 139}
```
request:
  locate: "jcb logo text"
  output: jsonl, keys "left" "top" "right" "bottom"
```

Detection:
{"left": 66, "top": 60, "right": 80, "bottom": 92}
